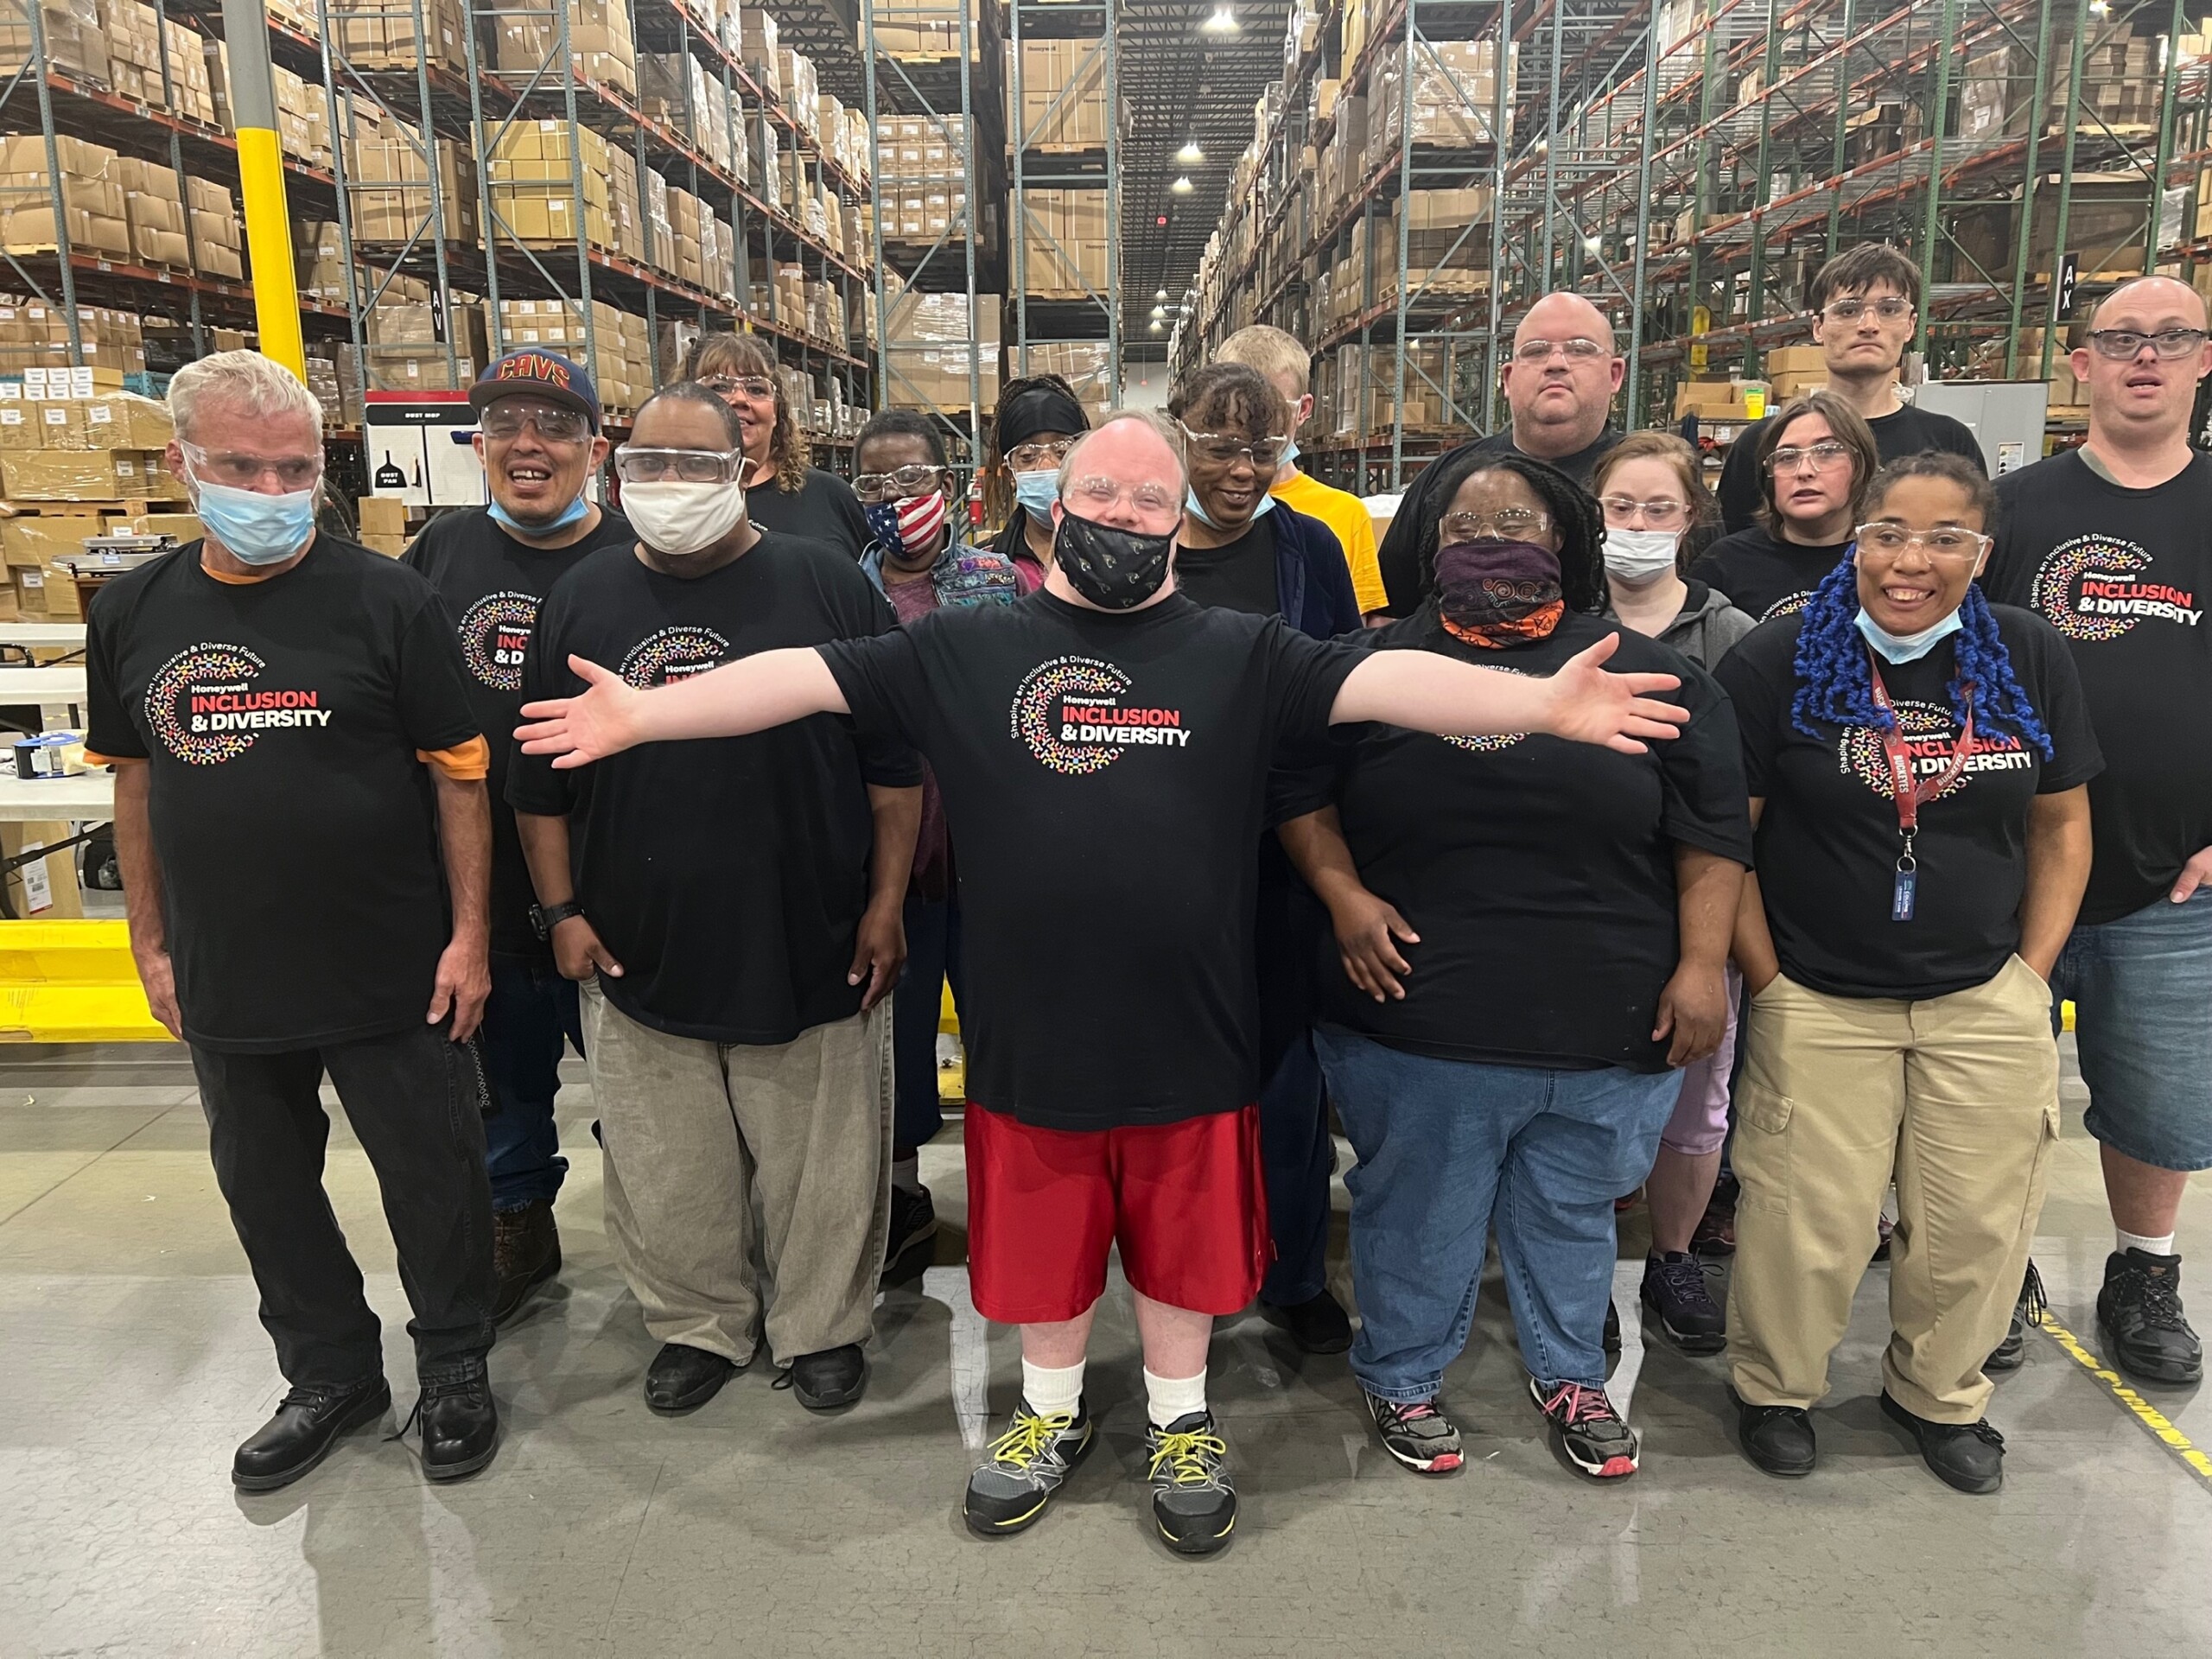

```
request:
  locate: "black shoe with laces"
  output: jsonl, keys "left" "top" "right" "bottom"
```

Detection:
{"left": 232, "top": 1375, "right": 391, "bottom": 1491}
{"left": 789, "top": 1344, "right": 867, "bottom": 1410}
{"left": 884, "top": 1183, "right": 938, "bottom": 1270}
{"left": 1728, "top": 1385, "right": 1815, "bottom": 1478}
{"left": 411, "top": 1360, "right": 499, "bottom": 1482}
{"left": 1260, "top": 1287, "right": 1353, "bottom": 1355}
{"left": 1985, "top": 1261, "right": 2045, "bottom": 1375}
{"left": 2098, "top": 1248, "right": 2204, "bottom": 1385}
{"left": 1880, "top": 1391, "right": 2005, "bottom": 1494}
{"left": 1641, "top": 1251, "right": 1726, "bottom": 1353}
{"left": 491, "top": 1199, "right": 561, "bottom": 1325}
{"left": 645, "top": 1342, "right": 738, "bottom": 1414}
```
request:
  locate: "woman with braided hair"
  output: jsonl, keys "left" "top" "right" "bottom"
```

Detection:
{"left": 1713, "top": 452, "right": 2101, "bottom": 1496}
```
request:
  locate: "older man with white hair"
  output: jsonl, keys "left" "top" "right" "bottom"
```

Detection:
{"left": 85, "top": 350, "right": 501, "bottom": 1491}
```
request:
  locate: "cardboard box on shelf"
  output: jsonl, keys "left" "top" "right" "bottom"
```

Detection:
{"left": 1013, "top": 37, "right": 1110, "bottom": 148}
{"left": 1762, "top": 345, "right": 1828, "bottom": 377}
{"left": 1017, "top": 189, "right": 1109, "bottom": 296}
{"left": 1, "top": 448, "right": 171, "bottom": 500}
{"left": 0, "top": 821, "right": 84, "bottom": 918}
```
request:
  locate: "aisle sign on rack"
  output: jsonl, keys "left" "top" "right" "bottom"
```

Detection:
{"left": 366, "top": 392, "right": 484, "bottom": 508}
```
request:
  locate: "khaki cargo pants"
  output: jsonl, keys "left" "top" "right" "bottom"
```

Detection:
{"left": 583, "top": 983, "right": 893, "bottom": 1368}
{"left": 1726, "top": 956, "right": 2059, "bottom": 1424}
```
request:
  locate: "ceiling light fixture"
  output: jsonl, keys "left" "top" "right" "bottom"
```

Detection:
{"left": 1155, "top": 288, "right": 1168, "bottom": 301}
{"left": 1200, "top": 5, "right": 1238, "bottom": 35}
{"left": 1152, "top": 306, "right": 1166, "bottom": 318}
{"left": 1175, "top": 140, "right": 1205, "bottom": 164}
{"left": 1149, "top": 319, "right": 1164, "bottom": 333}
{"left": 1171, "top": 175, "right": 1195, "bottom": 194}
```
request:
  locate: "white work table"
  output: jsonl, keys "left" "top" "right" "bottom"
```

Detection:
{"left": 0, "top": 622, "right": 86, "bottom": 649}
{"left": 0, "top": 666, "right": 88, "bottom": 701}
{"left": 0, "top": 770, "right": 112, "bottom": 821}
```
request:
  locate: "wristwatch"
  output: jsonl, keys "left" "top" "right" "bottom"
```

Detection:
{"left": 530, "top": 899, "right": 586, "bottom": 940}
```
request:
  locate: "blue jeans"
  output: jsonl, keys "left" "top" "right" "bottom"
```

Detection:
{"left": 1315, "top": 1026, "right": 1681, "bottom": 1400}
{"left": 893, "top": 893, "right": 963, "bottom": 1156}
{"left": 481, "top": 957, "right": 582, "bottom": 1211}
{"left": 1258, "top": 1032, "right": 1331, "bottom": 1305}
{"left": 2051, "top": 886, "right": 2212, "bottom": 1171}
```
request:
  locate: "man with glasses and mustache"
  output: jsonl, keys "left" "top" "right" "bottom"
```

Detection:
{"left": 1377, "top": 291, "right": 1626, "bottom": 614}
{"left": 512, "top": 410, "right": 1695, "bottom": 1554}
{"left": 1715, "top": 246, "right": 1983, "bottom": 533}
{"left": 1985, "top": 275, "right": 2212, "bottom": 1390}
{"left": 404, "top": 351, "right": 634, "bottom": 1325}
{"left": 509, "top": 382, "right": 921, "bottom": 1420}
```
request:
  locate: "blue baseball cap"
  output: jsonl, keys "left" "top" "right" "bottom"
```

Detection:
{"left": 470, "top": 349, "right": 601, "bottom": 432}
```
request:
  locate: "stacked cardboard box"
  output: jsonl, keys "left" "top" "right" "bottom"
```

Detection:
{"left": 863, "top": 4, "right": 966, "bottom": 57}
{"left": 0, "top": 367, "right": 178, "bottom": 525}
{"left": 779, "top": 49, "right": 819, "bottom": 136}
{"left": 741, "top": 8, "right": 779, "bottom": 92}
{"left": 0, "top": 0, "right": 109, "bottom": 86}
{"left": 640, "top": 53, "right": 749, "bottom": 184}
{"left": 115, "top": 156, "right": 189, "bottom": 268}
{"left": 347, "top": 111, "right": 480, "bottom": 244}
{"left": 1024, "top": 341, "right": 1113, "bottom": 421}
{"left": 1330, "top": 342, "right": 1456, "bottom": 433}
{"left": 96, "top": 1, "right": 162, "bottom": 105}
{"left": 1370, "top": 39, "right": 1510, "bottom": 163}
{"left": 365, "top": 300, "right": 488, "bottom": 391}
{"left": 494, "top": 0, "right": 637, "bottom": 98}
{"left": 187, "top": 177, "right": 244, "bottom": 280}
{"left": 488, "top": 121, "right": 615, "bottom": 245}
{"left": 1760, "top": 344, "right": 1830, "bottom": 403}
{"left": 490, "top": 297, "right": 652, "bottom": 412}
{"left": 886, "top": 289, "right": 1001, "bottom": 414}
{"left": 1018, "top": 189, "right": 1109, "bottom": 296}
{"left": 1010, "top": 37, "right": 1110, "bottom": 147}
{"left": 0, "top": 135, "right": 130, "bottom": 259}
{"left": 328, "top": 0, "right": 472, "bottom": 74}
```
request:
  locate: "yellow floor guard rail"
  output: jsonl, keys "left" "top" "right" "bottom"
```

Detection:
{"left": 0, "top": 919, "right": 173, "bottom": 1043}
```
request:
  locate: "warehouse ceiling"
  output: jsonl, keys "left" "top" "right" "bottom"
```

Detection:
{"left": 1115, "top": 0, "right": 1297, "bottom": 359}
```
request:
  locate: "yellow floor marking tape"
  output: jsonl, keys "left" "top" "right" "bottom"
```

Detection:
{"left": 2036, "top": 1313, "right": 2212, "bottom": 1486}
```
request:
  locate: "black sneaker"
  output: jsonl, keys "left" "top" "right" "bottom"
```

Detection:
{"left": 1145, "top": 1411, "right": 1236, "bottom": 1554}
{"left": 1985, "top": 1261, "right": 2046, "bottom": 1375}
{"left": 788, "top": 1343, "right": 867, "bottom": 1410}
{"left": 885, "top": 1183, "right": 938, "bottom": 1269}
{"left": 232, "top": 1375, "right": 391, "bottom": 1491}
{"left": 2097, "top": 1248, "right": 2204, "bottom": 1385}
{"left": 1364, "top": 1392, "right": 1465, "bottom": 1475}
{"left": 963, "top": 1397, "right": 1095, "bottom": 1537}
{"left": 1727, "top": 1385, "right": 1815, "bottom": 1478}
{"left": 1641, "top": 1251, "right": 1726, "bottom": 1353}
{"left": 1260, "top": 1288, "right": 1353, "bottom": 1355}
{"left": 1603, "top": 1297, "right": 1622, "bottom": 1357}
{"left": 1529, "top": 1377, "right": 1640, "bottom": 1478}
{"left": 1880, "top": 1391, "right": 2005, "bottom": 1494}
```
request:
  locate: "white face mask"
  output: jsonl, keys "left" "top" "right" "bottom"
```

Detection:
{"left": 1603, "top": 527, "right": 1681, "bottom": 582}
{"left": 621, "top": 480, "right": 746, "bottom": 557}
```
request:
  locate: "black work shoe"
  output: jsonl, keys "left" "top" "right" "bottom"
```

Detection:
{"left": 1729, "top": 1384, "right": 1815, "bottom": 1478}
{"left": 232, "top": 1375, "right": 391, "bottom": 1491}
{"left": 1145, "top": 1411, "right": 1237, "bottom": 1554}
{"left": 2098, "top": 1249, "right": 2204, "bottom": 1386}
{"left": 414, "top": 1361, "right": 499, "bottom": 1482}
{"left": 1880, "top": 1391, "right": 2005, "bottom": 1494}
{"left": 1260, "top": 1287, "right": 1353, "bottom": 1355}
{"left": 1641, "top": 1251, "right": 1726, "bottom": 1354}
{"left": 490, "top": 1198, "right": 561, "bottom": 1325}
{"left": 790, "top": 1343, "right": 867, "bottom": 1410}
{"left": 644, "top": 1342, "right": 738, "bottom": 1414}
{"left": 884, "top": 1183, "right": 938, "bottom": 1269}
{"left": 1603, "top": 1297, "right": 1623, "bottom": 1357}
{"left": 1986, "top": 1261, "right": 2046, "bottom": 1375}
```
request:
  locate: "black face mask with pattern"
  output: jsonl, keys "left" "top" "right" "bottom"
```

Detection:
{"left": 1053, "top": 509, "right": 1174, "bottom": 610}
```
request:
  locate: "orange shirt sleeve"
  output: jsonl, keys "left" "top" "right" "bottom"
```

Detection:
{"left": 417, "top": 734, "right": 490, "bottom": 781}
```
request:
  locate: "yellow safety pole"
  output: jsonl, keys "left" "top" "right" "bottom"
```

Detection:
{"left": 220, "top": 0, "right": 305, "bottom": 378}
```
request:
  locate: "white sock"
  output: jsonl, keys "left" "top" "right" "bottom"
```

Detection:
{"left": 2118, "top": 1228, "right": 2177, "bottom": 1258}
{"left": 1144, "top": 1366, "right": 1209, "bottom": 1429}
{"left": 1020, "top": 1357, "right": 1084, "bottom": 1419}
{"left": 890, "top": 1154, "right": 921, "bottom": 1196}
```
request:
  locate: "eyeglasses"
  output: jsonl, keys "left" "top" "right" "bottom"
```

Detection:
{"left": 1007, "top": 438, "right": 1075, "bottom": 471}
{"left": 2085, "top": 327, "right": 2209, "bottom": 361}
{"left": 698, "top": 374, "right": 779, "bottom": 400}
{"left": 1855, "top": 523, "right": 1991, "bottom": 561}
{"left": 1066, "top": 474, "right": 1179, "bottom": 517}
{"left": 1439, "top": 507, "right": 1552, "bottom": 542}
{"left": 1764, "top": 442, "right": 1853, "bottom": 474}
{"left": 612, "top": 445, "right": 743, "bottom": 484}
{"left": 180, "top": 439, "right": 322, "bottom": 493}
{"left": 1599, "top": 495, "right": 1689, "bottom": 529}
{"left": 1512, "top": 337, "right": 1610, "bottom": 364}
{"left": 479, "top": 402, "right": 591, "bottom": 443}
{"left": 854, "top": 463, "right": 946, "bottom": 503}
{"left": 1821, "top": 296, "right": 1913, "bottom": 323}
{"left": 1177, "top": 423, "right": 1289, "bottom": 469}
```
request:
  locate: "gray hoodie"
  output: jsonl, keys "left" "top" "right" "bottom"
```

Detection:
{"left": 1605, "top": 578, "right": 1757, "bottom": 670}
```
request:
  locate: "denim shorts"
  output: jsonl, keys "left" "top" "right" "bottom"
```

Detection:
{"left": 2050, "top": 887, "right": 2212, "bottom": 1172}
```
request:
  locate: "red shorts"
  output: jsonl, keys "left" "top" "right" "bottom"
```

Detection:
{"left": 964, "top": 1103, "right": 1272, "bottom": 1325}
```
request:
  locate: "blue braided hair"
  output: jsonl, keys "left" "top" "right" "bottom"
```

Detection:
{"left": 1789, "top": 454, "right": 2054, "bottom": 759}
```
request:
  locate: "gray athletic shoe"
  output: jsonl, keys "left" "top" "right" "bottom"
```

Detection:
{"left": 1146, "top": 1411, "right": 1237, "bottom": 1554}
{"left": 962, "top": 1398, "right": 1093, "bottom": 1537}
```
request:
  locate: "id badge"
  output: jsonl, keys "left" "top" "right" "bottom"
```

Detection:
{"left": 1891, "top": 866, "right": 1917, "bottom": 923}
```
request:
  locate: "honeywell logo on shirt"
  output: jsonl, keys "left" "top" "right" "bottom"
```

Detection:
{"left": 2033, "top": 535, "right": 2202, "bottom": 640}
{"left": 1839, "top": 697, "right": 2032, "bottom": 802}
{"left": 1011, "top": 655, "right": 1192, "bottom": 775}
{"left": 146, "top": 643, "right": 330, "bottom": 766}
{"left": 619, "top": 625, "right": 732, "bottom": 688}
{"left": 458, "top": 591, "right": 538, "bottom": 691}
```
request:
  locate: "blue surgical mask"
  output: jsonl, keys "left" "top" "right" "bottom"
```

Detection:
{"left": 1013, "top": 467, "right": 1059, "bottom": 524}
{"left": 1855, "top": 607, "right": 1964, "bottom": 664}
{"left": 1185, "top": 487, "right": 1277, "bottom": 529}
{"left": 188, "top": 472, "right": 318, "bottom": 567}
{"left": 1279, "top": 438, "right": 1300, "bottom": 467}
{"left": 489, "top": 490, "right": 589, "bottom": 538}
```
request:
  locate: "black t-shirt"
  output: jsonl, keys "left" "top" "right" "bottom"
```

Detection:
{"left": 1378, "top": 427, "right": 1623, "bottom": 614}
{"left": 1281, "top": 607, "right": 1751, "bottom": 1071}
{"left": 818, "top": 589, "right": 1363, "bottom": 1130}
{"left": 86, "top": 537, "right": 480, "bottom": 1052}
{"left": 1717, "top": 402, "right": 1986, "bottom": 533}
{"left": 743, "top": 466, "right": 869, "bottom": 560}
{"left": 1174, "top": 516, "right": 1281, "bottom": 617}
{"left": 404, "top": 505, "right": 635, "bottom": 961}
{"left": 506, "top": 532, "right": 920, "bottom": 1044}
{"left": 1689, "top": 524, "right": 1853, "bottom": 623}
{"left": 1715, "top": 607, "right": 2102, "bottom": 1000}
{"left": 1986, "top": 450, "right": 2212, "bottom": 924}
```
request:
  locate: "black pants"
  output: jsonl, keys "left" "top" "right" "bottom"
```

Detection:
{"left": 191, "top": 1022, "right": 497, "bottom": 1387}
